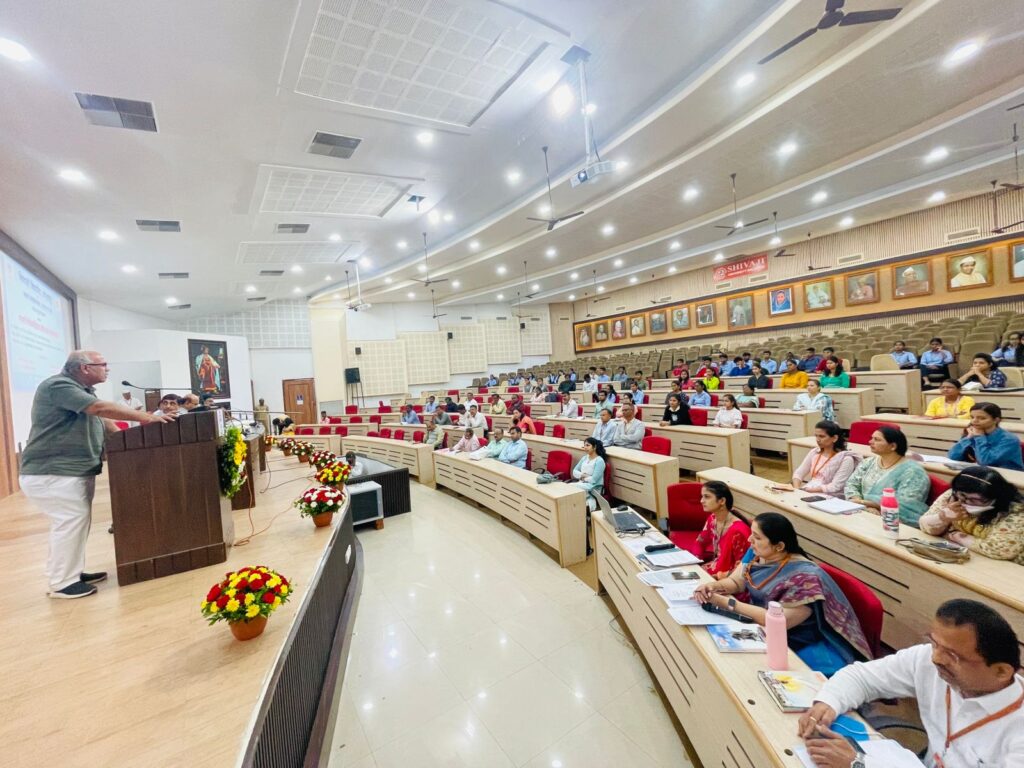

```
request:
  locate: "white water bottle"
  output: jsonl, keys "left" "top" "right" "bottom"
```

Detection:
{"left": 765, "top": 601, "right": 788, "bottom": 671}
{"left": 880, "top": 487, "right": 900, "bottom": 539}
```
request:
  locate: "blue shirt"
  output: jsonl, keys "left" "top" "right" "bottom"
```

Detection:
{"left": 948, "top": 428, "right": 1024, "bottom": 470}
{"left": 921, "top": 349, "right": 954, "bottom": 366}
{"left": 719, "top": 361, "right": 736, "bottom": 376}
{"left": 498, "top": 438, "right": 528, "bottom": 469}
{"left": 689, "top": 391, "right": 711, "bottom": 407}
{"left": 569, "top": 372, "right": 577, "bottom": 381}
{"left": 597, "top": 374, "right": 610, "bottom": 383}
{"left": 760, "top": 359, "right": 778, "bottom": 374}
{"left": 799, "top": 355, "right": 823, "bottom": 372}
{"left": 486, "top": 377, "right": 498, "bottom": 386}
{"left": 732, "top": 364, "right": 752, "bottom": 377}
{"left": 423, "top": 401, "right": 437, "bottom": 413}
{"left": 630, "top": 389, "right": 645, "bottom": 405}
{"left": 891, "top": 350, "right": 918, "bottom": 366}
{"left": 401, "top": 410, "right": 421, "bottom": 424}
{"left": 591, "top": 419, "right": 617, "bottom": 446}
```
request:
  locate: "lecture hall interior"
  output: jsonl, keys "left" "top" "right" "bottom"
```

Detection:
{"left": 5, "top": 1, "right": 1024, "bottom": 767}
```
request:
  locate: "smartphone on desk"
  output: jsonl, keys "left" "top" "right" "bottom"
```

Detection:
{"left": 801, "top": 495, "right": 826, "bottom": 503}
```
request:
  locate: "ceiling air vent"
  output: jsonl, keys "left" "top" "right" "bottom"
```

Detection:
{"left": 748, "top": 274, "right": 768, "bottom": 285}
{"left": 715, "top": 281, "right": 733, "bottom": 291}
{"left": 559, "top": 316, "right": 570, "bottom": 321}
{"left": 166, "top": 303, "right": 191, "bottom": 310}
{"left": 157, "top": 272, "right": 189, "bottom": 280}
{"left": 459, "top": 316, "right": 473, "bottom": 320}
{"left": 656, "top": 295, "right": 672, "bottom": 302}
{"left": 615, "top": 305, "right": 627, "bottom": 312}
{"left": 496, "top": 316, "right": 508, "bottom": 320}
{"left": 259, "top": 270, "right": 285, "bottom": 277}
{"left": 946, "top": 227, "right": 981, "bottom": 243}
{"left": 75, "top": 92, "right": 157, "bottom": 132}
{"left": 247, "top": 297, "right": 267, "bottom": 302}
{"left": 276, "top": 223, "right": 310, "bottom": 234}
{"left": 136, "top": 219, "right": 180, "bottom": 232}
{"left": 837, "top": 253, "right": 865, "bottom": 266}
{"left": 308, "top": 131, "right": 362, "bottom": 159}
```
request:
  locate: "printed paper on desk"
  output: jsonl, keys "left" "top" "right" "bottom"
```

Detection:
{"left": 646, "top": 549, "right": 702, "bottom": 567}
{"left": 659, "top": 582, "right": 700, "bottom": 602}
{"left": 623, "top": 536, "right": 667, "bottom": 555}
{"left": 808, "top": 497, "right": 865, "bottom": 515}
{"left": 668, "top": 605, "right": 747, "bottom": 628}
{"left": 637, "top": 569, "right": 701, "bottom": 587}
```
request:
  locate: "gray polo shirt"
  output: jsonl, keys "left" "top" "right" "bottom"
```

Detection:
{"left": 19, "top": 374, "right": 105, "bottom": 476}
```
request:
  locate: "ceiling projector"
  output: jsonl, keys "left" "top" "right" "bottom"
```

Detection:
{"left": 348, "top": 301, "right": 372, "bottom": 312}
{"left": 570, "top": 160, "right": 616, "bottom": 188}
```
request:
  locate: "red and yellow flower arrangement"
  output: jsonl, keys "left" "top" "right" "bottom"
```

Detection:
{"left": 293, "top": 441, "right": 313, "bottom": 462}
{"left": 309, "top": 449, "right": 336, "bottom": 470}
{"left": 279, "top": 437, "right": 296, "bottom": 455}
{"left": 200, "top": 565, "right": 293, "bottom": 640}
{"left": 316, "top": 460, "right": 351, "bottom": 488}
{"left": 294, "top": 485, "right": 346, "bottom": 527}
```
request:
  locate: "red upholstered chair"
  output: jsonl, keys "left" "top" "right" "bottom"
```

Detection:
{"left": 297, "top": 427, "right": 314, "bottom": 435}
{"left": 393, "top": 429, "right": 405, "bottom": 441}
{"left": 525, "top": 449, "right": 532, "bottom": 471}
{"left": 690, "top": 408, "right": 708, "bottom": 427}
{"left": 849, "top": 420, "right": 899, "bottom": 446}
{"left": 114, "top": 421, "right": 130, "bottom": 430}
{"left": 378, "top": 400, "right": 385, "bottom": 406}
{"left": 665, "top": 483, "right": 706, "bottom": 557}
{"left": 534, "top": 420, "right": 546, "bottom": 436}
{"left": 763, "top": 378, "right": 773, "bottom": 388}
{"left": 552, "top": 424, "right": 566, "bottom": 439}
{"left": 602, "top": 460, "right": 613, "bottom": 501}
{"left": 709, "top": 394, "right": 719, "bottom": 407}
{"left": 334, "top": 426, "right": 348, "bottom": 437}
{"left": 576, "top": 404, "right": 583, "bottom": 417}
{"left": 848, "top": 375, "right": 857, "bottom": 387}
{"left": 412, "top": 404, "right": 423, "bottom": 413}
{"left": 447, "top": 389, "right": 459, "bottom": 396}
{"left": 378, "top": 406, "right": 393, "bottom": 414}
{"left": 642, "top": 436, "right": 672, "bottom": 456}
{"left": 545, "top": 449, "right": 573, "bottom": 479}
{"left": 739, "top": 413, "right": 749, "bottom": 429}
{"left": 329, "top": 416, "right": 342, "bottom": 424}
{"left": 817, "top": 562, "right": 884, "bottom": 659}
{"left": 635, "top": 407, "right": 643, "bottom": 420}
{"left": 345, "top": 405, "right": 358, "bottom": 415}
{"left": 644, "top": 427, "right": 653, "bottom": 438}
{"left": 366, "top": 430, "right": 380, "bottom": 438}
{"left": 441, "top": 432, "right": 449, "bottom": 449}
{"left": 508, "top": 386, "right": 520, "bottom": 393}
{"left": 349, "top": 416, "right": 362, "bottom": 424}
{"left": 479, "top": 437, "right": 488, "bottom": 447}
{"left": 758, "top": 397, "right": 766, "bottom": 408}
{"left": 318, "top": 426, "right": 332, "bottom": 435}
{"left": 927, "top": 474, "right": 951, "bottom": 504}
{"left": 369, "top": 415, "right": 381, "bottom": 425}
{"left": 379, "top": 427, "right": 392, "bottom": 439}
{"left": 479, "top": 387, "right": 489, "bottom": 394}
{"left": 485, "top": 415, "right": 493, "bottom": 430}
{"left": 522, "top": 404, "right": 531, "bottom": 416}
{"left": 413, "top": 430, "right": 425, "bottom": 443}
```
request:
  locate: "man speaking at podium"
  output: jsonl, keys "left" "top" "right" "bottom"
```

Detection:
{"left": 19, "top": 350, "right": 172, "bottom": 599}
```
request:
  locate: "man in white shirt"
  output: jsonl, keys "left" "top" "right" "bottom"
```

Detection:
{"left": 344, "top": 451, "right": 367, "bottom": 478}
{"left": 611, "top": 402, "right": 645, "bottom": 450}
{"left": 464, "top": 396, "right": 480, "bottom": 411}
{"left": 459, "top": 404, "right": 486, "bottom": 436}
{"left": 798, "top": 599, "right": 1024, "bottom": 768}
{"left": 560, "top": 393, "right": 579, "bottom": 419}
{"left": 119, "top": 389, "right": 143, "bottom": 412}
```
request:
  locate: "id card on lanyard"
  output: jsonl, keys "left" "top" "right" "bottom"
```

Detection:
{"left": 934, "top": 682, "right": 1024, "bottom": 767}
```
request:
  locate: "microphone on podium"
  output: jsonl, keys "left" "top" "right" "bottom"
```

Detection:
{"left": 121, "top": 380, "right": 195, "bottom": 392}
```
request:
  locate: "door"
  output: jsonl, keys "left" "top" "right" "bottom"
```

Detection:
{"left": 283, "top": 378, "right": 317, "bottom": 425}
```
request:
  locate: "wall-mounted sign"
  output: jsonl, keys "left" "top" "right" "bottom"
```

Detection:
{"left": 712, "top": 253, "right": 767, "bottom": 282}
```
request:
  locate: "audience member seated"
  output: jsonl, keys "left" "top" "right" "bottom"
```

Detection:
{"left": 401, "top": 405, "right": 422, "bottom": 425}
{"left": 799, "top": 600, "right": 1023, "bottom": 768}
{"left": 712, "top": 394, "right": 744, "bottom": 428}
{"left": 760, "top": 350, "right": 778, "bottom": 374}
{"left": 628, "top": 381, "right": 645, "bottom": 405}
{"left": 890, "top": 339, "right": 918, "bottom": 369}
{"left": 959, "top": 352, "right": 1007, "bottom": 391}
{"left": 793, "top": 380, "right": 836, "bottom": 421}
{"left": 694, "top": 512, "right": 872, "bottom": 676}
{"left": 181, "top": 393, "right": 200, "bottom": 411}
{"left": 569, "top": 438, "right": 607, "bottom": 510}
{"left": 790, "top": 420, "right": 861, "bottom": 497}
{"left": 581, "top": 374, "right": 597, "bottom": 393}
{"left": 678, "top": 370, "right": 696, "bottom": 390}
{"left": 448, "top": 428, "right": 480, "bottom": 454}
{"left": 993, "top": 331, "right": 1024, "bottom": 367}
{"left": 731, "top": 356, "right": 752, "bottom": 377}
{"left": 560, "top": 393, "right": 579, "bottom": 418}
{"left": 507, "top": 373, "right": 521, "bottom": 386}
{"left": 844, "top": 425, "right": 930, "bottom": 526}
{"left": 510, "top": 407, "right": 536, "bottom": 435}
{"left": 747, "top": 364, "right": 770, "bottom": 390}
{"left": 471, "top": 427, "right": 507, "bottom": 459}
{"left": 530, "top": 387, "right": 547, "bottom": 404}
{"left": 633, "top": 370, "right": 647, "bottom": 389}
{"left": 508, "top": 392, "right": 525, "bottom": 414}
{"left": 423, "top": 395, "right": 438, "bottom": 414}
{"left": 320, "top": 410, "right": 329, "bottom": 424}
{"left": 153, "top": 395, "right": 180, "bottom": 417}
{"left": 485, "top": 374, "right": 498, "bottom": 386}
{"left": 799, "top": 347, "right": 823, "bottom": 373}
{"left": 694, "top": 357, "right": 714, "bottom": 377}
{"left": 488, "top": 394, "right": 506, "bottom": 415}
{"left": 660, "top": 393, "right": 691, "bottom": 426}
{"left": 463, "top": 394, "right": 480, "bottom": 411}
{"left": 703, "top": 367, "right": 722, "bottom": 391}
{"left": 444, "top": 397, "right": 459, "bottom": 413}
{"left": 591, "top": 408, "right": 616, "bottom": 446}
{"left": 920, "top": 336, "right": 954, "bottom": 387}
{"left": 557, "top": 376, "right": 576, "bottom": 395}
{"left": 612, "top": 366, "right": 628, "bottom": 383}
{"left": 548, "top": 370, "right": 562, "bottom": 385}
{"left": 919, "top": 465, "right": 1024, "bottom": 565}
{"left": 925, "top": 378, "right": 975, "bottom": 419}
{"left": 568, "top": 368, "right": 578, "bottom": 382}
{"left": 671, "top": 358, "right": 688, "bottom": 377}
{"left": 948, "top": 403, "right": 1024, "bottom": 470}
{"left": 736, "top": 383, "right": 760, "bottom": 408}
{"left": 497, "top": 426, "right": 528, "bottom": 468}
{"left": 343, "top": 451, "right": 367, "bottom": 478}
{"left": 815, "top": 346, "right": 835, "bottom": 373}
{"left": 611, "top": 402, "right": 644, "bottom": 450}
{"left": 693, "top": 481, "right": 751, "bottom": 579}
{"left": 618, "top": 392, "right": 633, "bottom": 408}
{"left": 717, "top": 353, "right": 735, "bottom": 376}
{"left": 423, "top": 417, "right": 445, "bottom": 450}
{"left": 689, "top": 380, "right": 712, "bottom": 407}
{"left": 664, "top": 379, "right": 684, "bottom": 405}
{"left": 603, "top": 384, "right": 618, "bottom": 404}
{"left": 780, "top": 358, "right": 809, "bottom": 389}
{"left": 819, "top": 356, "right": 850, "bottom": 388}
{"left": 432, "top": 408, "right": 453, "bottom": 426}
{"left": 459, "top": 404, "right": 486, "bottom": 436}
{"left": 595, "top": 390, "right": 614, "bottom": 416}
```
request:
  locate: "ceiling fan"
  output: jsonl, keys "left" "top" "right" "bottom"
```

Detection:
{"left": 768, "top": 211, "right": 796, "bottom": 257}
{"left": 758, "top": 0, "right": 903, "bottom": 65}
{"left": 774, "top": 232, "right": 828, "bottom": 271}
{"left": 522, "top": 260, "right": 539, "bottom": 299}
{"left": 526, "top": 145, "right": 585, "bottom": 231}
{"left": 585, "top": 270, "right": 599, "bottom": 317}
{"left": 429, "top": 288, "right": 447, "bottom": 321}
{"left": 991, "top": 180, "right": 1024, "bottom": 234}
{"left": 410, "top": 232, "right": 448, "bottom": 286}
{"left": 1001, "top": 123, "right": 1023, "bottom": 192}
{"left": 715, "top": 173, "right": 768, "bottom": 236}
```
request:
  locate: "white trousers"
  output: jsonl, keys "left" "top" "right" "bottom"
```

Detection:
{"left": 19, "top": 475, "right": 96, "bottom": 591}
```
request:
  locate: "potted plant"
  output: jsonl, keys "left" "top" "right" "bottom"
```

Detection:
{"left": 294, "top": 485, "right": 346, "bottom": 527}
{"left": 200, "top": 565, "right": 293, "bottom": 641}
{"left": 316, "top": 460, "right": 351, "bottom": 488}
{"left": 217, "top": 425, "right": 248, "bottom": 499}
{"left": 310, "top": 449, "right": 336, "bottom": 470}
{"left": 294, "top": 441, "right": 313, "bottom": 463}
{"left": 279, "top": 438, "right": 295, "bottom": 456}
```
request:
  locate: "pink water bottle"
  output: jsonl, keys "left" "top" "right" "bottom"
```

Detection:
{"left": 881, "top": 488, "right": 900, "bottom": 539}
{"left": 765, "top": 601, "right": 788, "bottom": 671}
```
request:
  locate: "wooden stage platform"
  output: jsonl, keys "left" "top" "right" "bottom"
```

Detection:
{"left": 0, "top": 450, "right": 361, "bottom": 768}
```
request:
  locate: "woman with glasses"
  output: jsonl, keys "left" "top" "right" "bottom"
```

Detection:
{"left": 993, "top": 331, "right": 1024, "bottom": 367}
{"left": 919, "top": 465, "right": 1024, "bottom": 564}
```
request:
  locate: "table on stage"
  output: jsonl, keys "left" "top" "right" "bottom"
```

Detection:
{"left": 859, "top": 412, "right": 1024, "bottom": 455}
{"left": 648, "top": 407, "right": 818, "bottom": 454}
{"left": 544, "top": 415, "right": 750, "bottom": 475}
{"left": 787, "top": 435, "right": 1024, "bottom": 490}
{"left": 340, "top": 435, "right": 435, "bottom": 484}
{"left": 594, "top": 509, "right": 869, "bottom": 767}
{"left": 432, "top": 451, "right": 587, "bottom": 567}
{"left": 698, "top": 466, "right": 1024, "bottom": 650}
{"left": 920, "top": 389, "right": 1024, "bottom": 421}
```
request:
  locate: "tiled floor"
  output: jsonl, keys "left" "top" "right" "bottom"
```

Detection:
{"left": 327, "top": 481, "right": 697, "bottom": 768}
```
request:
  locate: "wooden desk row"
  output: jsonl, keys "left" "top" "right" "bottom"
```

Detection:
{"left": 433, "top": 452, "right": 587, "bottom": 567}
{"left": 338, "top": 435, "right": 435, "bottom": 485}
{"left": 699, "top": 466, "right": 1024, "bottom": 650}
{"left": 859, "top": 412, "right": 1024, "bottom": 456}
{"left": 919, "top": 389, "right": 1024, "bottom": 422}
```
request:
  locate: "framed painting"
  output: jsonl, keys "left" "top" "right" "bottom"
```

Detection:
{"left": 611, "top": 317, "right": 627, "bottom": 339}
{"left": 892, "top": 260, "right": 931, "bottom": 298}
{"left": 671, "top": 306, "right": 690, "bottom": 331}
{"left": 948, "top": 250, "right": 992, "bottom": 291}
{"left": 188, "top": 339, "right": 231, "bottom": 398}
{"left": 629, "top": 314, "right": 646, "bottom": 337}
{"left": 845, "top": 270, "right": 880, "bottom": 306}
{"left": 1012, "top": 240, "right": 1024, "bottom": 282}
{"left": 576, "top": 324, "right": 593, "bottom": 349}
{"left": 649, "top": 310, "right": 667, "bottom": 334}
{"left": 768, "top": 286, "right": 794, "bottom": 316}
{"left": 594, "top": 321, "right": 609, "bottom": 342}
{"left": 803, "top": 279, "right": 834, "bottom": 312}
{"left": 727, "top": 293, "right": 754, "bottom": 329}
{"left": 696, "top": 302, "right": 716, "bottom": 327}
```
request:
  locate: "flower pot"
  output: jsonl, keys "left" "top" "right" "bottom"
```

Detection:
{"left": 311, "top": 511, "right": 334, "bottom": 528}
{"left": 229, "top": 615, "right": 267, "bottom": 641}
{"left": 282, "top": 447, "right": 292, "bottom": 456}
{"left": 297, "top": 454, "right": 308, "bottom": 463}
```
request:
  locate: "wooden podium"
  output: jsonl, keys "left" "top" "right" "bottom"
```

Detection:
{"left": 106, "top": 411, "right": 234, "bottom": 586}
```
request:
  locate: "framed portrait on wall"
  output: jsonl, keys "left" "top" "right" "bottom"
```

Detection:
{"left": 576, "top": 324, "right": 593, "bottom": 349}
{"left": 671, "top": 306, "right": 691, "bottom": 331}
{"left": 768, "top": 286, "right": 794, "bottom": 316}
{"left": 948, "top": 250, "right": 992, "bottom": 290}
{"left": 629, "top": 314, "right": 646, "bottom": 337}
{"left": 1012, "top": 241, "right": 1024, "bottom": 282}
{"left": 649, "top": 310, "right": 667, "bottom": 334}
{"left": 611, "top": 318, "right": 627, "bottom": 339}
{"left": 892, "top": 260, "right": 931, "bottom": 298}
{"left": 594, "top": 321, "right": 609, "bottom": 342}
{"left": 188, "top": 339, "right": 231, "bottom": 398}
{"left": 727, "top": 294, "right": 754, "bottom": 329}
{"left": 803, "top": 279, "right": 834, "bottom": 312}
{"left": 696, "top": 302, "right": 715, "bottom": 327}
{"left": 845, "top": 270, "right": 879, "bottom": 306}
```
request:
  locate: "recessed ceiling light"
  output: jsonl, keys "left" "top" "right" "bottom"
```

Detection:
{"left": 496, "top": 293, "right": 504, "bottom": 300}
{"left": 777, "top": 140, "right": 798, "bottom": 157}
{"left": 944, "top": 40, "right": 981, "bottom": 68}
{"left": 613, "top": 258, "right": 623, "bottom": 267}
{"left": 682, "top": 186, "right": 699, "bottom": 202}
{"left": 770, "top": 235, "right": 782, "bottom": 246}
{"left": 98, "top": 229, "right": 119, "bottom": 241}
{"left": 629, "top": 276, "right": 638, "bottom": 284}
{"left": 292, "top": 287, "right": 302, "bottom": 294}
{"left": 359, "top": 257, "right": 371, "bottom": 268}
{"left": 925, "top": 146, "right": 949, "bottom": 163}
{"left": 551, "top": 84, "right": 574, "bottom": 115}
{"left": 324, "top": 275, "right": 332, "bottom": 282}
{"left": 332, "top": 293, "right": 340, "bottom": 300}
{"left": 407, "top": 291, "right": 416, "bottom": 299}
{"left": 415, "top": 130, "right": 434, "bottom": 146}
{"left": 121, "top": 264, "right": 137, "bottom": 274}
{"left": 505, "top": 169, "right": 522, "bottom": 184}
{"left": 442, "top": 212, "right": 454, "bottom": 223}
{"left": 0, "top": 38, "right": 32, "bottom": 62}
{"left": 244, "top": 284, "right": 256, "bottom": 292}
{"left": 839, "top": 216, "right": 854, "bottom": 227}
{"left": 538, "top": 203, "right": 551, "bottom": 216}
{"left": 452, "top": 280, "right": 461, "bottom": 288}
{"left": 531, "top": 283, "right": 540, "bottom": 291}
{"left": 714, "top": 252, "right": 725, "bottom": 261}
{"left": 668, "top": 266, "right": 677, "bottom": 274}
{"left": 164, "top": 297, "right": 177, "bottom": 305}
{"left": 570, "top": 272, "right": 579, "bottom": 280}
{"left": 58, "top": 168, "right": 87, "bottom": 184}
{"left": 496, "top": 265, "right": 507, "bottom": 275}
{"left": 290, "top": 265, "right": 303, "bottom": 273}
{"left": 536, "top": 71, "right": 560, "bottom": 91}
{"left": 545, "top": 247, "right": 557, "bottom": 258}
{"left": 669, "top": 240, "right": 681, "bottom": 251}
{"left": 397, "top": 240, "right": 408, "bottom": 250}
{"left": 384, "top": 277, "right": 393, "bottom": 284}
{"left": 928, "top": 190, "right": 947, "bottom": 203}
{"left": 417, "top": 264, "right": 427, "bottom": 273}
{"left": 328, "top": 233, "right": 341, "bottom": 242}
{"left": 597, "top": 285, "right": 605, "bottom": 293}
{"left": 428, "top": 210, "right": 440, "bottom": 224}
{"left": 735, "top": 72, "right": 756, "bottom": 89}
{"left": 585, "top": 102, "right": 597, "bottom": 115}
{"left": 601, "top": 223, "right": 615, "bottom": 236}
{"left": 567, "top": 293, "right": 576, "bottom": 300}
{"left": 469, "top": 239, "right": 480, "bottom": 251}
{"left": 615, "top": 160, "right": 629, "bottom": 171}
{"left": 811, "top": 190, "right": 828, "bottom": 204}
